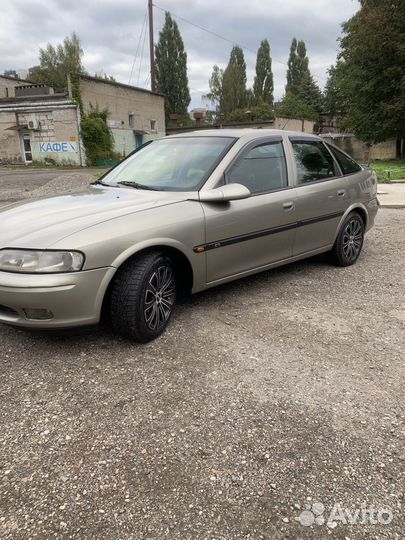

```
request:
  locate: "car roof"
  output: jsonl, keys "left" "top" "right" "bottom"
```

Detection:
{"left": 166, "top": 128, "right": 321, "bottom": 142}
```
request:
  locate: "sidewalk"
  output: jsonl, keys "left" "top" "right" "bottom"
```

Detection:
{"left": 377, "top": 183, "right": 405, "bottom": 208}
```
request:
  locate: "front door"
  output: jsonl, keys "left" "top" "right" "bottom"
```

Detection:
{"left": 289, "top": 137, "right": 350, "bottom": 255}
{"left": 21, "top": 133, "right": 32, "bottom": 163}
{"left": 202, "top": 138, "right": 298, "bottom": 284}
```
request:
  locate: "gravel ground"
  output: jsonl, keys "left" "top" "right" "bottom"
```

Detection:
{"left": 0, "top": 168, "right": 97, "bottom": 203}
{"left": 0, "top": 203, "right": 404, "bottom": 539}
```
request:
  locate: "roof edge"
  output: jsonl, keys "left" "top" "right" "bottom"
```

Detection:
{"left": 79, "top": 74, "right": 164, "bottom": 98}
{"left": 0, "top": 74, "right": 35, "bottom": 84}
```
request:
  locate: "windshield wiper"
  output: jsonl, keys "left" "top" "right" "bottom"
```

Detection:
{"left": 116, "top": 181, "right": 161, "bottom": 191}
{"left": 92, "top": 179, "right": 115, "bottom": 186}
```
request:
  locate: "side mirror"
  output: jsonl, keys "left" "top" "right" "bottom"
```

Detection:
{"left": 197, "top": 183, "right": 251, "bottom": 203}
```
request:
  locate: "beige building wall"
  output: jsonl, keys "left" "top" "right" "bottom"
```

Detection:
{"left": 0, "top": 110, "right": 22, "bottom": 162}
{"left": 166, "top": 117, "right": 315, "bottom": 135}
{"left": 273, "top": 117, "right": 315, "bottom": 133}
{"left": 0, "top": 102, "right": 82, "bottom": 165}
{"left": 0, "top": 76, "right": 27, "bottom": 99}
{"left": 79, "top": 76, "right": 166, "bottom": 156}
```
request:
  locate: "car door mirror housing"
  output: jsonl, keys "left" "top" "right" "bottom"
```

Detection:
{"left": 196, "top": 183, "right": 251, "bottom": 203}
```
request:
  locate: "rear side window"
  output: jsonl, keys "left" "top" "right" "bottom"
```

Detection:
{"left": 291, "top": 140, "right": 340, "bottom": 184}
{"left": 326, "top": 144, "right": 362, "bottom": 175}
{"left": 227, "top": 141, "right": 287, "bottom": 194}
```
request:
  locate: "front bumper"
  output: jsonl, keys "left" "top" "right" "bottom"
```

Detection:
{"left": 0, "top": 267, "right": 116, "bottom": 328}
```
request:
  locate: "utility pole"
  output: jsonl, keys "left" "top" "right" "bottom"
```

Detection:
{"left": 148, "top": 0, "right": 156, "bottom": 92}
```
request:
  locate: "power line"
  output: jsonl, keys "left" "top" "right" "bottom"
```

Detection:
{"left": 153, "top": 2, "right": 287, "bottom": 65}
{"left": 153, "top": 2, "right": 327, "bottom": 85}
{"left": 153, "top": 3, "right": 256, "bottom": 56}
{"left": 128, "top": 10, "right": 147, "bottom": 85}
{"left": 143, "top": 72, "right": 151, "bottom": 88}
{"left": 137, "top": 15, "right": 148, "bottom": 85}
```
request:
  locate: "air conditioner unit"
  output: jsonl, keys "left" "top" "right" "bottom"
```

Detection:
{"left": 27, "top": 116, "right": 40, "bottom": 130}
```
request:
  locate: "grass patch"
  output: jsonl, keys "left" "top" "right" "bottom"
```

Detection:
{"left": 370, "top": 160, "right": 405, "bottom": 183}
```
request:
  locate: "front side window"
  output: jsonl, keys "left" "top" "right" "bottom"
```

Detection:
{"left": 326, "top": 144, "right": 362, "bottom": 175}
{"left": 292, "top": 140, "right": 340, "bottom": 184}
{"left": 227, "top": 141, "right": 288, "bottom": 194}
{"left": 100, "top": 137, "right": 235, "bottom": 191}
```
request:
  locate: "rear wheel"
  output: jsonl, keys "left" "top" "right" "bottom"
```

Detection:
{"left": 330, "top": 212, "right": 364, "bottom": 267}
{"left": 110, "top": 252, "right": 176, "bottom": 342}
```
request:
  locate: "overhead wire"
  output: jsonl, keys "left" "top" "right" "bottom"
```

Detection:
{"left": 137, "top": 16, "right": 148, "bottom": 85}
{"left": 128, "top": 10, "right": 147, "bottom": 85}
{"left": 153, "top": 2, "right": 326, "bottom": 85}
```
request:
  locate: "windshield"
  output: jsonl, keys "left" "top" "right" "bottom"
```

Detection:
{"left": 100, "top": 136, "right": 235, "bottom": 191}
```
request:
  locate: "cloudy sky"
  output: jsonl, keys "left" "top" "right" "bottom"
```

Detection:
{"left": 1, "top": 0, "right": 359, "bottom": 108}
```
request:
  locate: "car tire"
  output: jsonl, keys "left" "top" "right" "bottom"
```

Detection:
{"left": 110, "top": 252, "right": 176, "bottom": 342}
{"left": 330, "top": 212, "right": 364, "bottom": 267}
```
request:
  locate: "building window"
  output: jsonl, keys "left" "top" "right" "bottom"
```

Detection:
{"left": 128, "top": 114, "right": 134, "bottom": 128}
{"left": 150, "top": 119, "right": 157, "bottom": 132}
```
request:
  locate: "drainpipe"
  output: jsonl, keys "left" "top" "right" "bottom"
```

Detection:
{"left": 75, "top": 104, "right": 86, "bottom": 167}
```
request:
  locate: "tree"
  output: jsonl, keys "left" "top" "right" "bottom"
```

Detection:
{"left": 227, "top": 102, "right": 275, "bottom": 123}
{"left": 30, "top": 33, "right": 85, "bottom": 96}
{"left": 155, "top": 12, "right": 191, "bottom": 118}
{"left": 335, "top": 0, "right": 405, "bottom": 153}
{"left": 285, "top": 38, "right": 301, "bottom": 96}
{"left": 94, "top": 73, "right": 117, "bottom": 82}
{"left": 277, "top": 93, "right": 319, "bottom": 121}
{"left": 204, "top": 65, "right": 224, "bottom": 112}
{"left": 285, "top": 37, "right": 322, "bottom": 118}
{"left": 253, "top": 39, "right": 274, "bottom": 106}
{"left": 222, "top": 45, "right": 247, "bottom": 116}
{"left": 298, "top": 71, "right": 323, "bottom": 116}
{"left": 323, "top": 64, "right": 343, "bottom": 118}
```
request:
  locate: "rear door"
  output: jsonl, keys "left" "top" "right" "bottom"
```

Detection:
{"left": 202, "top": 136, "right": 298, "bottom": 284}
{"left": 289, "top": 137, "right": 350, "bottom": 256}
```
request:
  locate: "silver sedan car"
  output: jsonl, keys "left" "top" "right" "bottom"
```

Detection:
{"left": 0, "top": 130, "right": 378, "bottom": 342}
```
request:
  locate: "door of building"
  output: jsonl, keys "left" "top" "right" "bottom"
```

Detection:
{"left": 135, "top": 134, "right": 143, "bottom": 148}
{"left": 21, "top": 133, "right": 33, "bottom": 163}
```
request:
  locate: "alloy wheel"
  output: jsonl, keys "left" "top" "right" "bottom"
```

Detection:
{"left": 144, "top": 265, "right": 176, "bottom": 330}
{"left": 342, "top": 218, "right": 363, "bottom": 261}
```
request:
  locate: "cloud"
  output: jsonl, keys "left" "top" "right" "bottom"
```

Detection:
{"left": 0, "top": 0, "right": 359, "bottom": 107}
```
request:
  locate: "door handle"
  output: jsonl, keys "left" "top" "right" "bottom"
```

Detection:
{"left": 337, "top": 189, "right": 346, "bottom": 197}
{"left": 283, "top": 201, "right": 295, "bottom": 211}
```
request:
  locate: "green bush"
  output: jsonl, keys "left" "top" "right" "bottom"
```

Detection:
{"left": 276, "top": 93, "right": 319, "bottom": 121}
{"left": 81, "top": 113, "right": 114, "bottom": 166}
{"left": 226, "top": 101, "right": 275, "bottom": 123}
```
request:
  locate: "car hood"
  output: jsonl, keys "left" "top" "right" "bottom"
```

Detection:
{"left": 0, "top": 184, "right": 189, "bottom": 248}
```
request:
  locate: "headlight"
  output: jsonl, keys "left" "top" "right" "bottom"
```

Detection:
{"left": 0, "top": 249, "right": 85, "bottom": 273}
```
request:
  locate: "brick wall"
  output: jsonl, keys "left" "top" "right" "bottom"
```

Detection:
{"left": 166, "top": 117, "right": 315, "bottom": 135}
{"left": 273, "top": 117, "right": 315, "bottom": 133}
{"left": 0, "top": 76, "right": 27, "bottom": 99}
{"left": 0, "top": 103, "right": 82, "bottom": 165}
{"left": 79, "top": 76, "right": 165, "bottom": 155}
{"left": 321, "top": 135, "right": 397, "bottom": 161}
{"left": 0, "top": 111, "right": 22, "bottom": 162}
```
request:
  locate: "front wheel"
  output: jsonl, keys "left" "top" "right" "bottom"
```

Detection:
{"left": 330, "top": 212, "right": 364, "bottom": 267}
{"left": 110, "top": 252, "right": 176, "bottom": 342}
